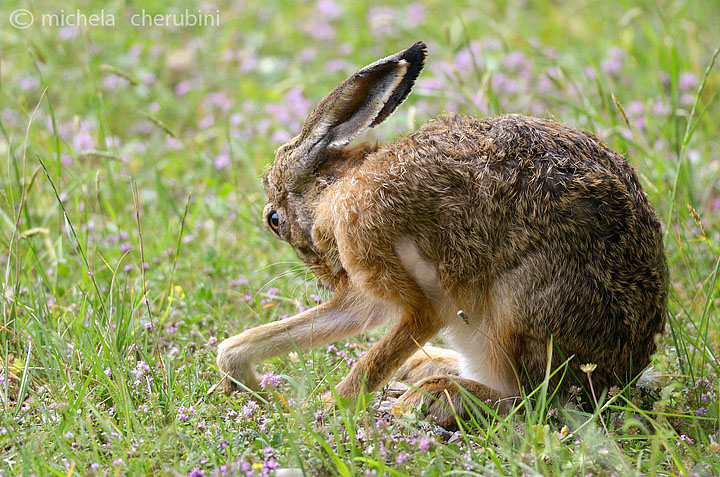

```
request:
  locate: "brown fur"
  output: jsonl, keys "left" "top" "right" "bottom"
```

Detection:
{"left": 395, "top": 346, "right": 461, "bottom": 383}
{"left": 217, "top": 42, "right": 668, "bottom": 425}
{"left": 399, "top": 376, "right": 516, "bottom": 430}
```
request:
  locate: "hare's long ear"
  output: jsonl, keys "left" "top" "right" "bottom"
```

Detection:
{"left": 288, "top": 42, "right": 426, "bottom": 184}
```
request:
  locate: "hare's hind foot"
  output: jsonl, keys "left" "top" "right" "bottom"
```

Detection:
{"left": 394, "top": 346, "right": 461, "bottom": 384}
{"left": 399, "top": 375, "right": 515, "bottom": 430}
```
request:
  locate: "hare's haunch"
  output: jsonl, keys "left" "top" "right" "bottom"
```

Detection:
{"left": 217, "top": 42, "right": 668, "bottom": 428}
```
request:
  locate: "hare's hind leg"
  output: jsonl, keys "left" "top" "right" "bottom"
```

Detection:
{"left": 399, "top": 376, "right": 514, "bottom": 430}
{"left": 217, "top": 285, "right": 390, "bottom": 393}
{"left": 394, "top": 346, "right": 461, "bottom": 383}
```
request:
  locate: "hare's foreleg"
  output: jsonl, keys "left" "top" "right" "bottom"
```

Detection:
{"left": 217, "top": 287, "right": 390, "bottom": 393}
{"left": 399, "top": 376, "right": 515, "bottom": 430}
{"left": 332, "top": 308, "right": 440, "bottom": 399}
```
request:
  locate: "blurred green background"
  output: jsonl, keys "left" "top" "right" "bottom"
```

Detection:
{"left": 1, "top": 0, "right": 719, "bottom": 475}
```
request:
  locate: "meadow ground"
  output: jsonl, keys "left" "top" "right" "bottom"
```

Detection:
{"left": 1, "top": 0, "right": 719, "bottom": 475}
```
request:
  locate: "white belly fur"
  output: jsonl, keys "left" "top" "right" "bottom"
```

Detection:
{"left": 395, "top": 238, "right": 518, "bottom": 397}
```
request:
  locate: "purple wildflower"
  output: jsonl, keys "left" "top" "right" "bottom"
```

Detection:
{"left": 303, "top": 19, "right": 336, "bottom": 40}
{"left": 189, "top": 468, "right": 205, "bottom": 477}
{"left": 20, "top": 76, "right": 39, "bottom": 91}
{"left": 679, "top": 72, "right": 697, "bottom": 91}
{"left": 58, "top": 26, "right": 79, "bottom": 40}
{"left": 175, "top": 81, "right": 191, "bottom": 96}
{"left": 229, "top": 276, "right": 248, "bottom": 287}
{"left": 601, "top": 46, "right": 625, "bottom": 75}
{"left": 406, "top": 2, "right": 426, "bottom": 27}
{"left": 317, "top": 0, "right": 341, "bottom": 19}
{"left": 285, "top": 88, "right": 311, "bottom": 118}
{"left": 241, "top": 400, "right": 259, "bottom": 418}
{"left": 503, "top": 51, "right": 528, "bottom": 71}
{"left": 367, "top": 7, "right": 395, "bottom": 37}
{"left": 324, "top": 59, "right": 351, "bottom": 73}
{"left": 271, "top": 130, "right": 292, "bottom": 144}
{"left": 229, "top": 113, "right": 243, "bottom": 126}
{"left": 679, "top": 434, "right": 695, "bottom": 445}
{"left": 198, "top": 115, "right": 215, "bottom": 130}
{"left": 259, "top": 372, "right": 281, "bottom": 390}
{"left": 626, "top": 100, "right": 644, "bottom": 117}
{"left": 214, "top": 154, "right": 231, "bottom": 170}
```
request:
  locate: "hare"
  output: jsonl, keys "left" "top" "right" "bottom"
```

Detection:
{"left": 217, "top": 42, "right": 668, "bottom": 428}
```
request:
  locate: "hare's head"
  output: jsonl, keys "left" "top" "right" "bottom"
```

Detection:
{"left": 261, "top": 42, "right": 427, "bottom": 271}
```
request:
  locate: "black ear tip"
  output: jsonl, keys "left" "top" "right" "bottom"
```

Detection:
{"left": 404, "top": 41, "right": 428, "bottom": 63}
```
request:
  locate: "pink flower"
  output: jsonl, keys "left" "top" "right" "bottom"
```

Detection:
{"left": 241, "top": 400, "right": 259, "bottom": 418}
{"left": 679, "top": 72, "right": 697, "bottom": 91}
{"left": 406, "top": 3, "right": 426, "bottom": 27}
{"left": 213, "top": 154, "right": 231, "bottom": 170}
{"left": 317, "top": 0, "right": 342, "bottom": 19}
{"left": 271, "top": 130, "right": 292, "bottom": 144}
{"left": 175, "top": 81, "right": 192, "bottom": 96}
{"left": 198, "top": 115, "right": 215, "bottom": 130}
{"left": 285, "top": 88, "right": 311, "bottom": 118}
{"left": 601, "top": 46, "right": 625, "bottom": 75}
{"left": 367, "top": 7, "right": 396, "bottom": 37}
{"left": 20, "top": 76, "right": 39, "bottom": 91}
{"left": 259, "top": 372, "right": 282, "bottom": 390}
{"left": 58, "top": 26, "right": 79, "bottom": 40}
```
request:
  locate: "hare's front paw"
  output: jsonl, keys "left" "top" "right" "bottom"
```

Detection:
{"left": 216, "top": 340, "right": 261, "bottom": 394}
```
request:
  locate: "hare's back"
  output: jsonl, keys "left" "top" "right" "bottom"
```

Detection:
{"left": 412, "top": 114, "right": 638, "bottom": 184}
{"left": 375, "top": 114, "right": 657, "bottom": 238}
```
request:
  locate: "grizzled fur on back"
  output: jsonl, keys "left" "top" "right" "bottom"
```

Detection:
{"left": 378, "top": 114, "right": 667, "bottom": 390}
{"left": 307, "top": 113, "right": 668, "bottom": 393}
{"left": 217, "top": 42, "right": 668, "bottom": 425}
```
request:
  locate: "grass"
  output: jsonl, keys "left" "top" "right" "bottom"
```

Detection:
{"left": 1, "top": 0, "right": 719, "bottom": 475}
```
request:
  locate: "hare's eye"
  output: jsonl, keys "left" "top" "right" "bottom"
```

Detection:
{"left": 268, "top": 211, "right": 280, "bottom": 232}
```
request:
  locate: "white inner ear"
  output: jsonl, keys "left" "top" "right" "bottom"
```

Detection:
{"left": 327, "top": 60, "right": 409, "bottom": 148}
